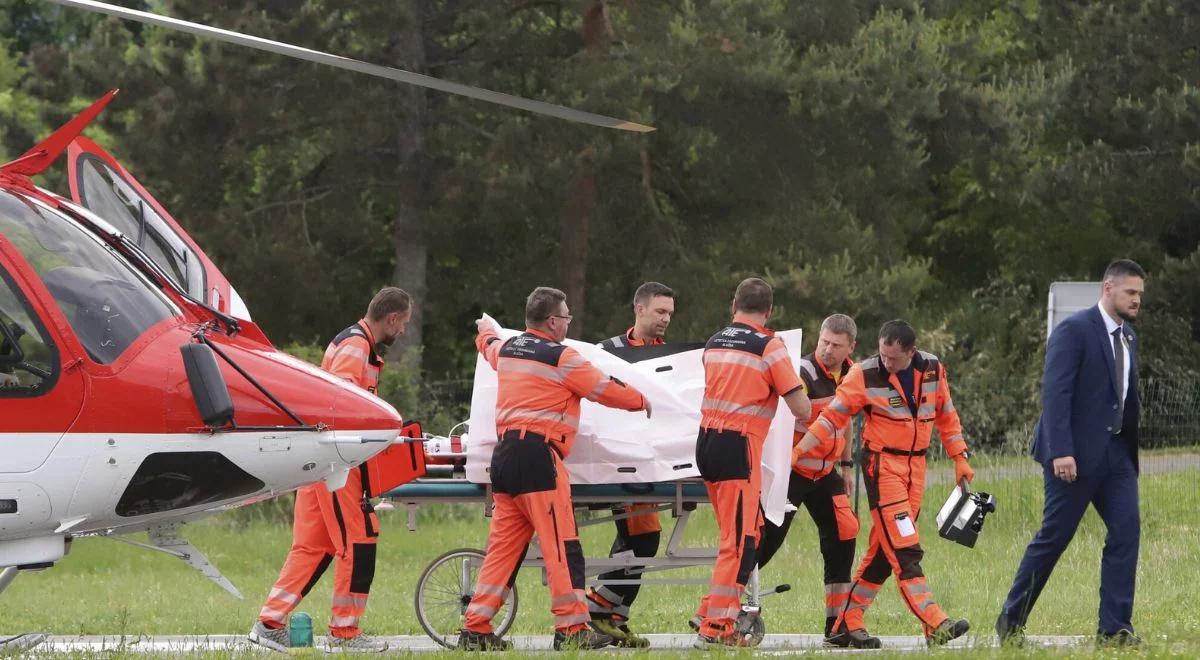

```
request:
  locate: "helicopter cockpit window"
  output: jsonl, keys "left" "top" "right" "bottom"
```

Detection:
{"left": 0, "top": 268, "right": 57, "bottom": 396}
{"left": 76, "top": 157, "right": 206, "bottom": 301}
{"left": 0, "top": 190, "right": 177, "bottom": 365}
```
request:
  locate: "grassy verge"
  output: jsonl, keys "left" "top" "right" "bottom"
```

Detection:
{"left": 3, "top": 465, "right": 1196, "bottom": 657}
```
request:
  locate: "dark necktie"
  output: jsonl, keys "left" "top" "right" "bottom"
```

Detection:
{"left": 1112, "top": 327, "right": 1124, "bottom": 434}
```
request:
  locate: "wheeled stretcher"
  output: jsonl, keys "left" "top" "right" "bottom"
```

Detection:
{"left": 385, "top": 472, "right": 789, "bottom": 648}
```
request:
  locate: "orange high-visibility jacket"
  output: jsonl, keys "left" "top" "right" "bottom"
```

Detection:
{"left": 477, "top": 326, "right": 646, "bottom": 458}
{"left": 793, "top": 353, "right": 853, "bottom": 478}
{"left": 598, "top": 326, "right": 665, "bottom": 350}
{"left": 809, "top": 351, "right": 967, "bottom": 457}
{"left": 322, "top": 319, "right": 383, "bottom": 393}
{"left": 700, "top": 315, "right": 804, "bottom": 440}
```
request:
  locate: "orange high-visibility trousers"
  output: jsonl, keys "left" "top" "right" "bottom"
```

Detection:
{"left": 834, "top": 450, "right": 947, "bottom": 635}
{"left": 694, "top": 428, "right": 765, "bottom": 638}
{"left": 464, "top": 437, "right": 589, "bottom": 633}
{"left": 258, "top": 468, "right": 379, "bottom": 639}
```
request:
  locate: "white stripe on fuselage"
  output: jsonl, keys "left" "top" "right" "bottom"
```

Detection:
{"left": 0, "top": 429, "right": 395, "bottom": 543}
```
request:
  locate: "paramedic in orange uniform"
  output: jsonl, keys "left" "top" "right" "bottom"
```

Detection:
{"left": 693, "top": 278, "right": 811, "bottom": 648}
{"left": 793, "top": 319, "right": 974, "bottom": 647}
{"left": 756, "top": 313, "right": 865, "bottom": 646}
{"left": 587, "top": 281, "right": 675, "bottom": 648}
{"left": 249, "top": 287, "right": 413, "bottom": 653}
{"left": 458, "top": 286, "right": 651, "bottom": 652}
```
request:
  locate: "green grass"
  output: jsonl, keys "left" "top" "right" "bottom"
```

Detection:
{"left": 3, "top": 459, "right": 1198, "bottom": 658}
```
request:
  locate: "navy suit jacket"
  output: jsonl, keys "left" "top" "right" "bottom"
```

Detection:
{"left": 1031, "top": 305, "right": 1140, "bottom": 476}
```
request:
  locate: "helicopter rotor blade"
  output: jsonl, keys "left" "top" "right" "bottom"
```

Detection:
{"left": 44, "top": 0, "right": 655, "bottom": 133}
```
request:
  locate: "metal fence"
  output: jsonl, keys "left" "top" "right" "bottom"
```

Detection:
{"left": 1140, "top": 376, "right": 1200, "bottom": 448}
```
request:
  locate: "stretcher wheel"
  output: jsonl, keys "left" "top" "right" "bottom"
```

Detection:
{"left": 415, "top": 548, "right": 518, "bottom": 648}
{"left": 735, "top": 609, "right": 766, "bottom": 647}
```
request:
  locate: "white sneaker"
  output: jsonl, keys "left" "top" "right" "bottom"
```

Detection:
{"left": 325, "top": 633, "right": 389, "bottom": 653}
{"left": 248, "top": 621, "right": 290, "bottom": 653}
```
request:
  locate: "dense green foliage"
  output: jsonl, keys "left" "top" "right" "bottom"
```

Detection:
{"left": 2, "top": 1, "right": 1197, "bottom": 448}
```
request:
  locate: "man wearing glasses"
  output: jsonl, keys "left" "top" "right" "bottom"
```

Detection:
{"left": 459, "top": 287, "right": 652, "bottom": 651}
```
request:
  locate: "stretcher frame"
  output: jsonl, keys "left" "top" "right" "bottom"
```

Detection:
{"left": 385, "top": 474, "right": 786, "bottom": 648}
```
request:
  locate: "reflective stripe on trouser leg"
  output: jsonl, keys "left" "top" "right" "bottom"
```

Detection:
{"left": 825, "top": 582, "right": 852, "bottom": 620}
{"left": 464, "top": 492, "right": 534, "bottom": 634}
{"left": 899, "top": 576, "right": 947, "bottom": 634}
{"left": 868, "top": 460, "right": 946, "bottom": 634}
{"left": 836, "top": 580, "right": 882, "bottom": 631}
{"left": 698, "top": 465, "right": 762, "bottom": 638}
{"left": 328, "top": 472, "right": 378, "bottom": 639}
{"left": 587, "top": 585, "right": 632, "bottom": 619}
{"left": 259, "top": 485, "right": 337, "bottom": 627}
{"left": 522, "top": 454, "right": 590, "bottom": 632}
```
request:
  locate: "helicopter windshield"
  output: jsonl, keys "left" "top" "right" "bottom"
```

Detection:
{"left": 76, "top": 156, "right": 206, "bottom": 300}
{"left": 0, "top": 189, "right": 177, "bottom": 365}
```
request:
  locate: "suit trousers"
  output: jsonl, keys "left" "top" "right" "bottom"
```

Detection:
{"left": 999, "top": 437, "right": 1139, "bottom": 634}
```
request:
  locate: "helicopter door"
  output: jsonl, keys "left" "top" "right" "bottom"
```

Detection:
{"left": 0, "top": 252, "right": 85, "bottom": 474}
{"left": 65, "top": 137, "right": 249, "bottom": 319}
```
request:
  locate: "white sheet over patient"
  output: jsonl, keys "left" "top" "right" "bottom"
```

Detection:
{"left": 465, "top": 314, "right": 802, "bottom": 525}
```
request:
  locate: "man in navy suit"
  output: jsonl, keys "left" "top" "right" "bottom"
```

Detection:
{"left": 997, "top": 259, "right": 1146, "bottom": 646}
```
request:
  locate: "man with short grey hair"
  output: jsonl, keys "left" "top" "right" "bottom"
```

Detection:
{"left": 756, "top": 313, "right": 866, "bottom": 646}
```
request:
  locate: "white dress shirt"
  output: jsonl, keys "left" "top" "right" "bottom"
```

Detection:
{"left": 1098, "top": 303, "right": 1130, "bottom": 404}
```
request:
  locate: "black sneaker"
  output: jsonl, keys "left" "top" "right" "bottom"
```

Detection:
{"left": 687, "top": 615, "right": 702, "bottom": 632}
{"left": 553, "top": 628, "right": 613, "bottom": 651}
{"left": 456, "top": 629, "right": 512, "bottom": 651}
{"left": 927, "top": 618, "right": 970, "bottom": 647}
{"left": 1097, "top": 629, "right": 1142, "bottom": 647}
{"left": 825, "top": 627, "right": 882, "bottom": 649}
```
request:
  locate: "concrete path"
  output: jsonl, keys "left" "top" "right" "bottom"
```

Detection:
{"left": 24, "top": 633, "right": 1092, "bottom": 654}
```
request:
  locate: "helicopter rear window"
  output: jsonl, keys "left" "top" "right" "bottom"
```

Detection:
{"left": 0, "top": 190, "right": 176, "bottom": 365}
{"left": 76, "top": 157, "right": 206, "bottom": 301}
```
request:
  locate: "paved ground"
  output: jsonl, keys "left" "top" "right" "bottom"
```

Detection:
{"left": 10, "top": 633, "right": 1093, "bottom": 654}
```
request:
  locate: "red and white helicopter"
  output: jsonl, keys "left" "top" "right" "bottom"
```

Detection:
{"left": 0, "top": 3, "right": 650, "bottom": 643}
{"left": 0, "top": 89, "right": 414, "bottom": 597}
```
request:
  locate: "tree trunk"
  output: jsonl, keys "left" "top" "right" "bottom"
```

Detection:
{"left": 557, "top": 150, "right": 597, "bottom": 338}
{"left": 555, "top": 1, "right": 611, "bottom": 339}
{"left": 388, "top": 0, "right": 430, "bottom": 366}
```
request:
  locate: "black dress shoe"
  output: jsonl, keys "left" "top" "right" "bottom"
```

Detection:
{"left": 995, "top": 616, "right": 1026, "bottom": 647}
{"left": 1097, "top": 629, "right": 1142, "bottom": 647}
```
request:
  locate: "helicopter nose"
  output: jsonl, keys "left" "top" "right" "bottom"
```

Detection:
{"left": 331, "top": 385, "right": 403, "bottom": 465}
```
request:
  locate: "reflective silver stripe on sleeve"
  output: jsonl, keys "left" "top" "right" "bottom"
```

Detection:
{"left": 585, "top": 378, "right": 610, "bottom": 401}
{"left": 763, "top": 346, "right": 790, "bottom": 366}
